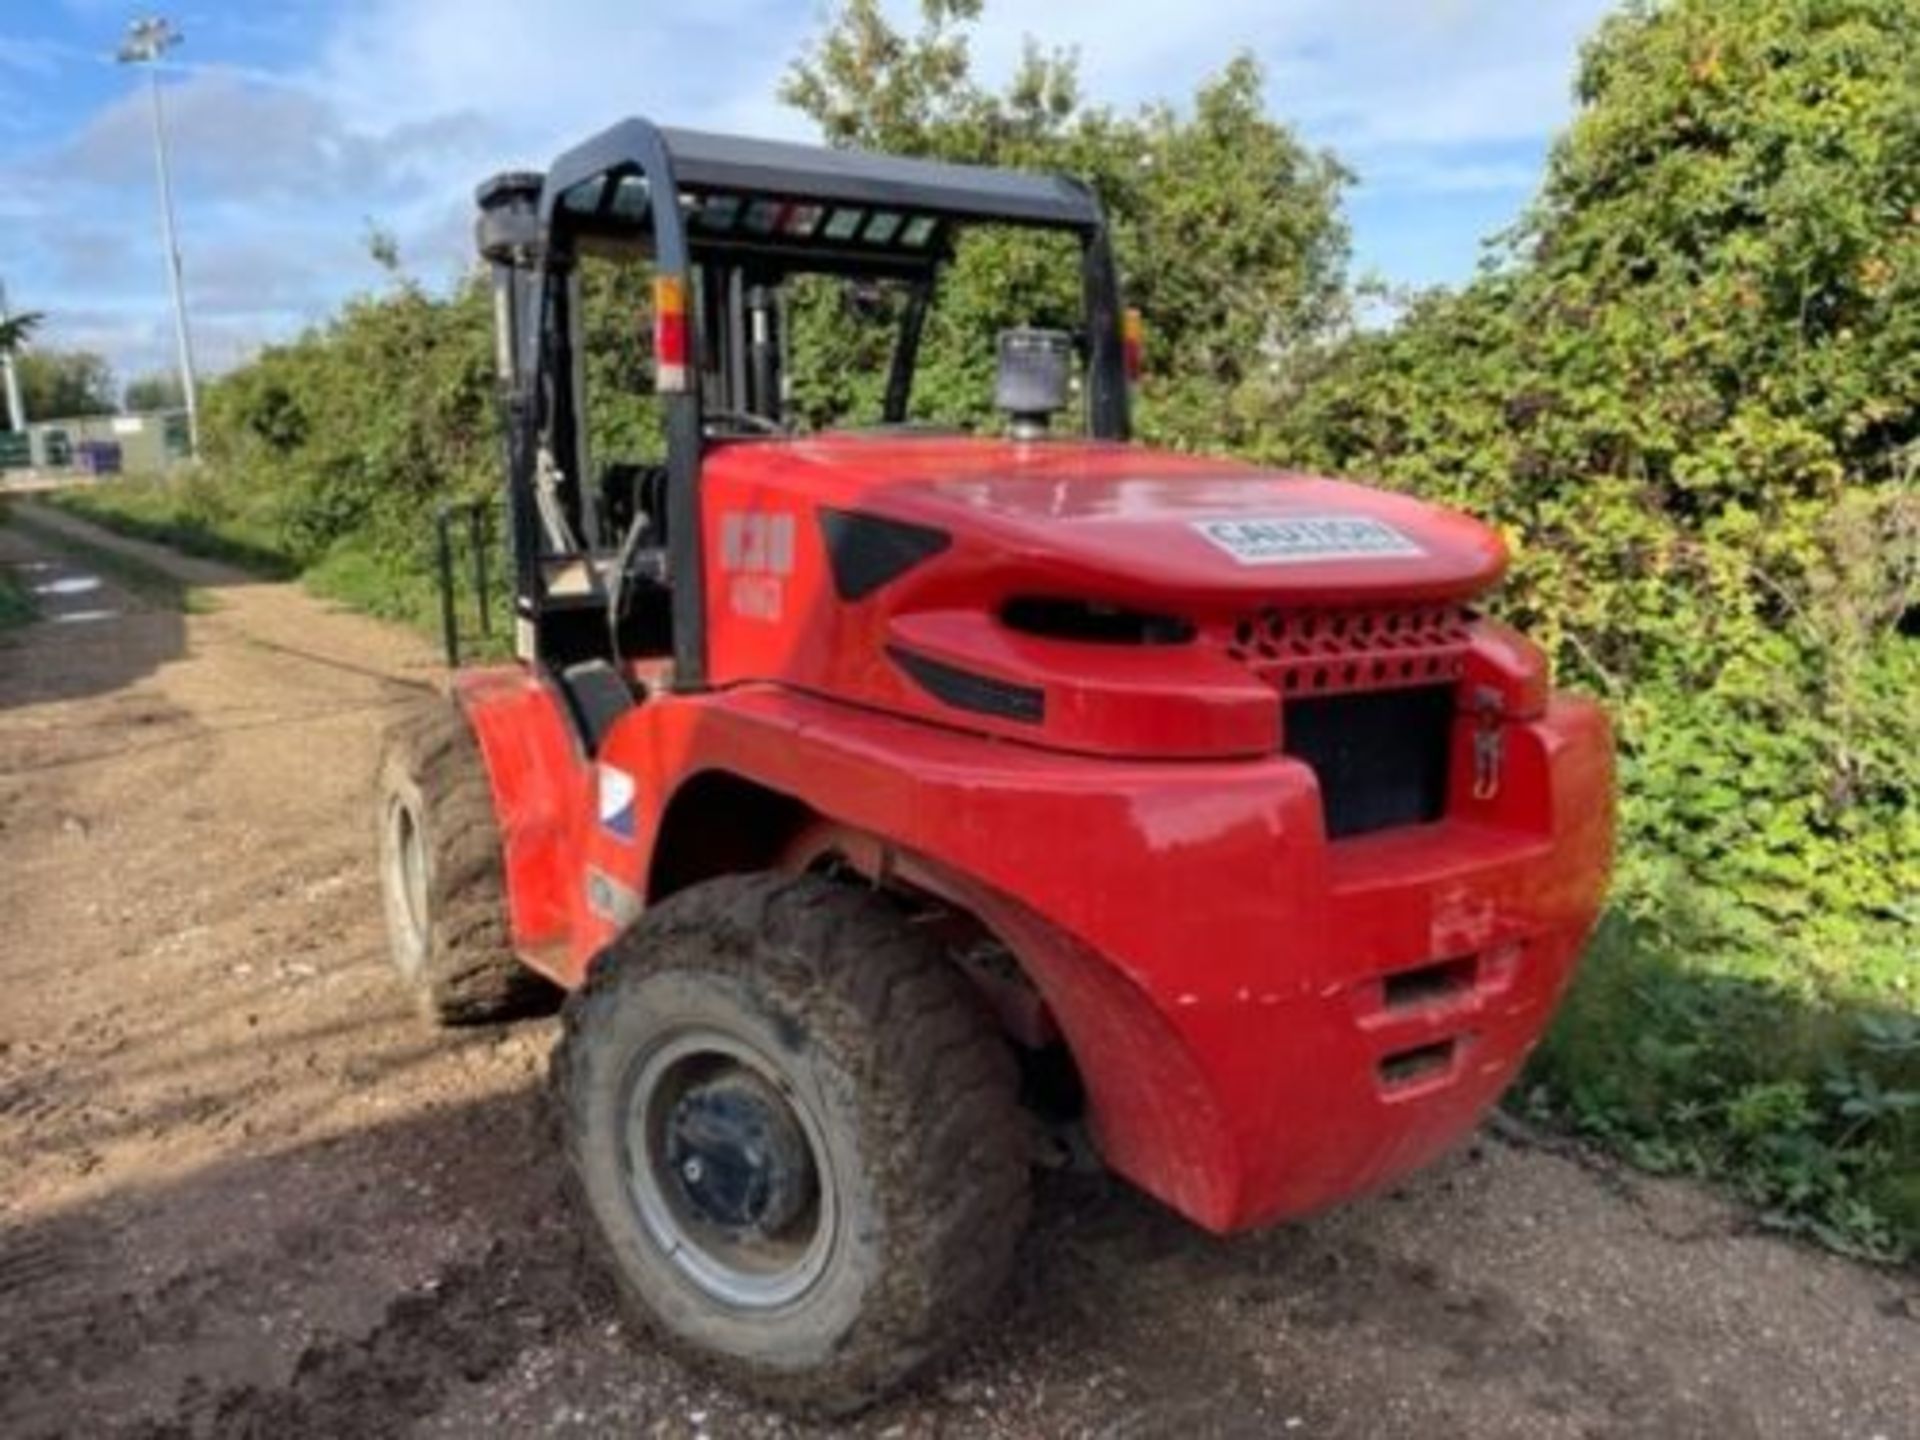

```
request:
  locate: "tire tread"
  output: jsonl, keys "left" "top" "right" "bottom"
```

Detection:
{"left": 376, "top": 700, "right": 550, "bottom": 1024}
{"left": 553, "top": 871, "right": 1030, "bottom": 1414}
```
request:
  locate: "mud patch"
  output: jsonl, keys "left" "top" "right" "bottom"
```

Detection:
{"left": 133, "top": 1235, "right": 608, "bottom": 1440}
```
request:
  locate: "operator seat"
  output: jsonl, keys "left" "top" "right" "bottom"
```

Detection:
{"left": 560, "top": 660, "right": 640, "bottom": 754}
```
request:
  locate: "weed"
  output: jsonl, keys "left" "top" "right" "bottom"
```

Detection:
{"left": 1522, "top": 911, "right": 1918, "bottom": 1263}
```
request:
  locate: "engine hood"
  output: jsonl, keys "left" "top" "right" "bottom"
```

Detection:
{"left": 699, "top": 436, "right": 1542, "bottom": 761}
{"left": 725, "top": 436, "right": 1507, "bottom": 606}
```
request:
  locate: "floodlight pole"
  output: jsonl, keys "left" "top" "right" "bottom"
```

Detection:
{"left": 0, "top": 278, "right": 25, "bottom": 433}
{"left": 119, "top": 17, "right": 200, "bottom": 457}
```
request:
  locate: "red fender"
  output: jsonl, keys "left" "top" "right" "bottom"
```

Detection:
{"left": 779, "top": 821, "right": 1242, "bottom": 1226}
{"left": 450, "top": 672, "right": 1611, "bottom": 1234}
{"left": 450, "top": 667, "right": 588, "bottom": 978}
{"left": 888, "top": 854, "right": 1243, "bottom": 1227}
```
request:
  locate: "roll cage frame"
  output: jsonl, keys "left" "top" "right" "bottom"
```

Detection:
{"left": 475, "top": 118, "right": 1133, "bottom": 690}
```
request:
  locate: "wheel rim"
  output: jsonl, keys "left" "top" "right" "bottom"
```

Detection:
{"left": 387, "top": 797, "right": 429, "bottom": 954}
{"left": 620, "top": 1030, "right": 836, "bottom": 1310}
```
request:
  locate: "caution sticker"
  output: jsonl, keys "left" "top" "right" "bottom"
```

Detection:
{"left": 1192, "top": 515, "right": 1425, "bottom": 565}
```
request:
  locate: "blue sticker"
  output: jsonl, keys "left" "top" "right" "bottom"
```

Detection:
{"left": 598, "top": 765, "right": 637, "bottom": 841}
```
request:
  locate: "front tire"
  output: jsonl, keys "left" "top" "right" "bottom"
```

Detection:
{"left": 374, "top": 700, "right": 550, "bottom": 1024}
{"left": 553, "top": 873, "right": 1031, "bottom": 1414}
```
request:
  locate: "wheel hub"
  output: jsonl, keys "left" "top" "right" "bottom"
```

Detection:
{"left": 388, "top": 798, "right": 429, "bottom": 951}
{"left": 621, "top": 1033, "right": 837, "bottom": 1310}
{"left": 664, "top": 1070, "right": 814, "bottom": 1235}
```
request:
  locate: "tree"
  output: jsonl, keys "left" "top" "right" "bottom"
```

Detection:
{"left": 781, "top": 0, "right": 1352, "bottom": 446}
{"left": 0, "top": 310, "right": 42, "bottom": 356}
{"left": 1270, "top": 0, "right": 1917, "bottom": 514}
{"left": 16, "top": 348, "right": 117, "bottom": 420}
{"left": 124, "top": 371, "right": 186, "bottom": 413}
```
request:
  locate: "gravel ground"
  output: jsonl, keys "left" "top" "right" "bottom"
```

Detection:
{"left": 1, "top": 505, "right": 1914, "bottom": 1440}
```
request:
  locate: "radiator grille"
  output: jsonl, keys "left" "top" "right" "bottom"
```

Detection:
{"left": 1224, "top": 604, "right": 1472, "bottom": 697}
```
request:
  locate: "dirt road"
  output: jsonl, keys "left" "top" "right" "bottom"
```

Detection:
{"left": 1, "top": 505, "right": 1913, "bottom": 1440}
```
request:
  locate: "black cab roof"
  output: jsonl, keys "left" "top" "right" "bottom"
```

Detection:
{"left": 655, "top": 125, "right": 1101, "bottom": 229}
{"left": 519, "top": 117, "right": 1104, "bottom": 234}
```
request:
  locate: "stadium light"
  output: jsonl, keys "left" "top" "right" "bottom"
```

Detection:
{"left": 117, "top": 16, "right": 200, "bottom": 456}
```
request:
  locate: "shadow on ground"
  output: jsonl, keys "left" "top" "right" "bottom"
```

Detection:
{"left": 0, "top": 1084, "right": 584, "bottom": 1440}
{"left": 1, "top": 1067, "right": 1832, "bottom": 1440}
{"left": 0, "top": 1069, "right": 1409, "bottom": 1440}
{"left": 0, "top": 522, "right": 191, "bottom": 712}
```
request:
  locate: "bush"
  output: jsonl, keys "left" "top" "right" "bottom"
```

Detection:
{"left": 1527, "top": 915, "right": 1916, "bottom": 1258}
{"left": 1261, "top": 0, "right": 1918, "bottom": 1256}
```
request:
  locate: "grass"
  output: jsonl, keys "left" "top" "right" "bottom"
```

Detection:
{"left": 42, "top": 471, "right": 512, "bottom": 657}
{"left": 1521, "top": 911, "right": 1918, "bottom": 1263}
{"left": 47, "top": 474, "right": 298, "bottom": 578}
{"left": 31, "top": 472, "right": 1918, "bottom": 1263}
{"left": 303, "top": 542, "right": 512, "bottom": 662}
{"left": 308, "top": 542, "right": 455, "bottom": 632}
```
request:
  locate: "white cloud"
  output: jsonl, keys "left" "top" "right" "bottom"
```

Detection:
{"left": 11, "top": 0, "right": 1615, "bottom": 380}
{"left": 29, "top": 301, "right": 281, "bottom": 385}
{"left": 49, "top": 70, "right": 498, "bottom": 200}
{"left": 945, "top": 0, "right": 1611, "bottom": 204}
{"left": 286, "top": 0, "right": 818, "bottom": 278}
{"left": 315, "top": 0, "right": 810, "bottom": 157}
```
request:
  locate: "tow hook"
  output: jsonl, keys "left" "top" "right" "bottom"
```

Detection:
{"left": 1471, "top": 686, "right": 1505, "bottom": 801}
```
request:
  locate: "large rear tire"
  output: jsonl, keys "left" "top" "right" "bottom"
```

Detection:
{"left": 553, "top": 872, "right": 1031, "bottom": 1414}
{"left": 374, "top": 700, "right": 551, "bottom": 1024}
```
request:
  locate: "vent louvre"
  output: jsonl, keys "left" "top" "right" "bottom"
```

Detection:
{"left": 1223, "top": 604, "right": 1473, "bottom": 697}
{"left": 1379, "top": 1037, "right": 1458, "bottom": 1090}
{"left": 887, "top": 645, "right": 1045, "bottom": 725}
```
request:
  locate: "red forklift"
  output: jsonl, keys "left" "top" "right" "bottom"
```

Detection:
{"left": 376, "top": 118, "right": 1614, "bottom": 1412}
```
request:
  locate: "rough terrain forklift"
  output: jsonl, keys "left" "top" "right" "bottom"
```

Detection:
{"left": 375, "top": 118, "right": 1614, "bottom": 1412}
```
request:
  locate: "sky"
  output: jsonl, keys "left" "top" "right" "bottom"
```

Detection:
{"left": 0, "top": 0, "right": 1615, "bottom": 392}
